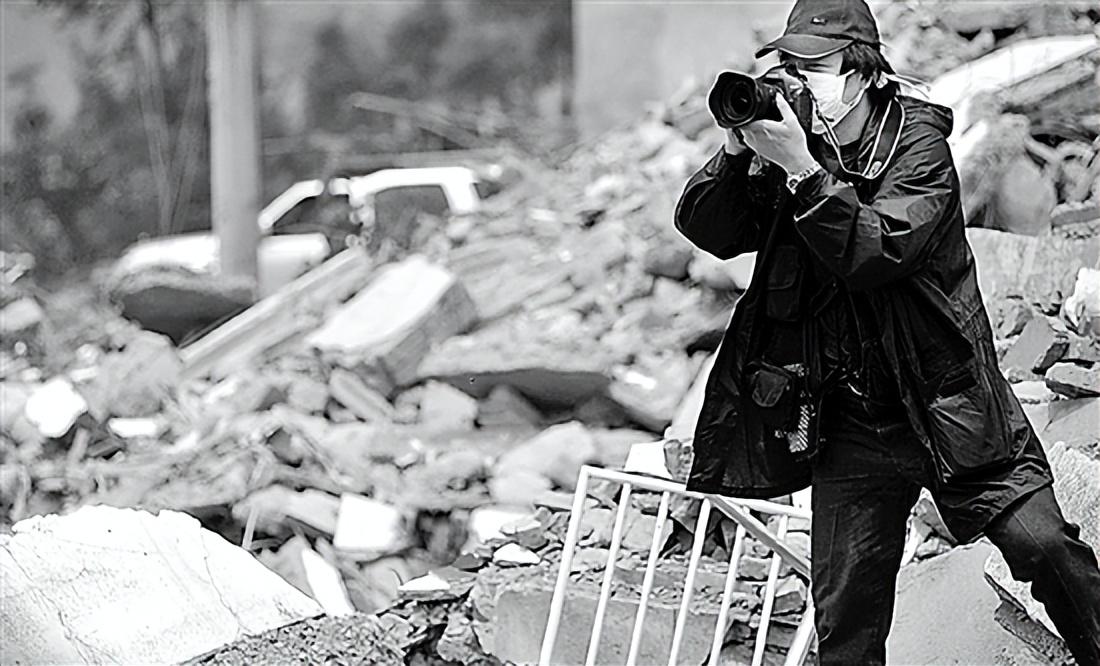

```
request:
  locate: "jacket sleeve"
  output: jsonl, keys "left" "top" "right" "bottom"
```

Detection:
{"left": 790, "top": 125, "right": 959, "bottom": 290}
{"left": 674, "top": 148, "right": 776, "bottom": 260}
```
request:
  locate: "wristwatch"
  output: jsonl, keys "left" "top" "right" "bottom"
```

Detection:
{"left": 786, "top": 164, "right": 823, "bottom": 193}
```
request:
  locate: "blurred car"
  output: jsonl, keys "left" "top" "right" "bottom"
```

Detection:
{"left": 109, "top": 166, "right": 492, "bottom": 343}
{"left": 112, "top": 166, "right": 488, "bottom": 298}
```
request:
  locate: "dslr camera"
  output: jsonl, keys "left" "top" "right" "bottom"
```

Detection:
{"left": 708, "top": 64, "right": 814, "bottom": 130}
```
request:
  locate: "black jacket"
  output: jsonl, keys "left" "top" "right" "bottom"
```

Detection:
{"left": 675, "top": 95, "right": 1050, "bottom": 542}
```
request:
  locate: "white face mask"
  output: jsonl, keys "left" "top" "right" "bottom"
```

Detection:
{"left": 801, "top": 70, "right": 869, "bottom": 135}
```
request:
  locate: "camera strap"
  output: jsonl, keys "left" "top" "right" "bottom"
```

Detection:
{"left": 813, "top": 95, "right": 905, "bottom": 182}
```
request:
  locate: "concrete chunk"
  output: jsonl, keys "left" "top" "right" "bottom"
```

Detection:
{"left": 81, "top": 331, "right": 181, "bottom": 419}
{"left": 0, "top": 297, "right": 44, "bottom": 339}
{"left": 0, "top": 506, "right": 320, "bottom": 665}
{"left": 477, "top": 384, "right": 543, "bottom": 429}
{"left": 1044, "top": 362, "right": 1100, "bottom": 398}
{"left": 968, "top": 223, "right": 1099, "bottom": 307}
{"left": 306, "top": 256, "right": 478, "bottom": 387}
{"left": 415, "top": 314, "right": 616, "bottom": 407}
{"left": 418, "top": 381, "right": 479, "bottom": 431}
{"left": 493, "top": 422, "right": 598, "bottom": 490}
{"left": 233, "top": 486, "right": 341, "bottom": 537}
{"left": 1001, "top": 316, "right": 1069, "bottom": 376}
{"left": 1041, "top": 398, "right": 1100, "bottom": 451}
{"left": 889, "top": 543, "right": 1047, "bottom": 665}
{"left": 23, "top": 378, "right": 87, "bottom": 438}
{"left": 327, "top": 368, "right": 395, "bottom": 422}
{"left": 493, "top": 543, "right": 542, "bottom": 567}
{"left": 607, "top": 352, "right": 696, "bottom": 432}
{"left": 332, "top": 493, "right": 407, "bottom": 558}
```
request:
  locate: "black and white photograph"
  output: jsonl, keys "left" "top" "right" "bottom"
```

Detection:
{"left": 1, "top": 1, "right": 1098, "bottom": 664}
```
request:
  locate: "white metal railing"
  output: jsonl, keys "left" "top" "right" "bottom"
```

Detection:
{"left": 540, "top": 465, "right": 815, "bottom": 666}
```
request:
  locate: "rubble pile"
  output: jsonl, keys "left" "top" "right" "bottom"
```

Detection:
{"left": 2, "top": 14, "right": 1098, "bottom": 664}
{"left": 368, "top": 442, "right": 814, "bottom": 665}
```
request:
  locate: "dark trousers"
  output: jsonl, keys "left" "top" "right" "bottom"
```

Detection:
{"left": 811, "top": 396, "right": 1100, "bottom": 666}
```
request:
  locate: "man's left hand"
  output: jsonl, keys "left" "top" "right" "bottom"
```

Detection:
{"left": 740, "top": 94, "right": 819, "bottom": 176}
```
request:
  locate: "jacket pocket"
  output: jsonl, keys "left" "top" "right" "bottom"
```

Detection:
{"left": 924, "top": 367, "right": 1011, "bottom": 479}
{"left": 765, "top": 245, "right": 802, "bottom": 322}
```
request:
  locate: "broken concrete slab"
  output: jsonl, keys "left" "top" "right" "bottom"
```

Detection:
{"left": 1001, "top": 316, "right": 1069, "bottom": 375}
{"left": 488, "top": 471, "right": 553, "bottom": 507}
{"left": 500, "top": 516, "right": 549, "bottom": 551}
{"left": 476, "top": 384, "right": 543, "bottom": 429}
{"left": 984, "top": 441, "right": 1100, "bottom": 645}
{"left": 306, "top": 256, "right": 478, "bottom": 387}
{"left": 1064, "top": 332, "right": 1100, "bottom": 364}
{"left": 0, "top": 506, "right": 320, "bottom": 665}
{"left": 493, "top": 421, "right": 598, "bottom": 491}
{"left": 665, "top": 352, "right": 716, "bottom": 443}
{"left": 300, "top": 547, "right": 355, "bottom": 617}
{"left": 477, "top": 563, "right": 724, "bottom": 665}
{"left": 178, "top": 248, "right": 373, "bottom": 380}
{"left": 1040, "top": 397, "right": 1100, "bottom": 452}
{"left": 968, "top": 228, "right": 1100, "bottom": 308}
{"left": 493, "top": 543, "right": 542, "bottom": 567}
{"left": 623, "top": 439, "right": 674, "bottom": 479}
{"left": 257, "top": 534, "right": 313, "bottom": 598}
{"left": 891, "top": 542, "right": 1050, "bottom": 665}
{"left": 467, "top": 506, "right": 536, "bottom": 546}
{"left": 332, "top": 493, "right": 407, "bottom": 558}
{"left": 23, "top": 377, "right": 87, "bottom": 439}
{"left": 994, "top": 297, "right": 1035, "bottom": 339}
{"left": 418, "top": 381, "right": 479, "bottom": 432}
{"left": 1044, "top": 362, "right": 1100, "bottom": 398}
{"left": 1011, "top": 380, "right": 1055, "bottom": 404}
{"left": 417, "top": 310, "right": 620, "bottom": 409}
{"left": 398, "top": 571, "right": 455, "bottom": 601}
{"left": 607, "top": 352, "right": 696, "bottom": 432}
{"left": 771, "top": 575, "right": 808, "bottom": 615}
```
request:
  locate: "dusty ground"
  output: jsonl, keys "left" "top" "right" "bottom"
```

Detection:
{"left": 189, "top": 614, "right": 407, "bottom": 666}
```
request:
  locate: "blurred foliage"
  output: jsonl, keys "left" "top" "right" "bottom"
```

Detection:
{"left": 2, "top": 0, "right": 572, "bottom": 280}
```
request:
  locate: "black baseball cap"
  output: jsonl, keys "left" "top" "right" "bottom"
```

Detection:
{"left": 755, "top": 0, "right": 880, "bottom": 59}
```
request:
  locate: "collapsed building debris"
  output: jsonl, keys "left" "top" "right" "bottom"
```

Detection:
{"left": 0, "top": 506, "right": 321, "bottom": 665}
{"left": 2, "top": 13, "right": 1098, "bottom": 663}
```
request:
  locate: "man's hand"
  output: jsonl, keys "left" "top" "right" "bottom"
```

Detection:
{"left": 740, "top": 94, "right": 818, "bottom": 175}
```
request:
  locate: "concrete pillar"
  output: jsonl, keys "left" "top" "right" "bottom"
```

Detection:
{"left": 207, "top": 0, "right": 261, "bottom": 281}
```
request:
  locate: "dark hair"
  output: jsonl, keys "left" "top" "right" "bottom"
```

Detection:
{"left": 841, "top": 42, "right": 897, "bottom": 102}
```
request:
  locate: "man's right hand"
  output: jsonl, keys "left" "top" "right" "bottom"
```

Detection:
{"left": 724, "top": 128, "right": 749, "bottom": 156}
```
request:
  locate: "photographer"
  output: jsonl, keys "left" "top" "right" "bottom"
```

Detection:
{"left": 674, "top": 1, "right": 1100, "bottom": 663}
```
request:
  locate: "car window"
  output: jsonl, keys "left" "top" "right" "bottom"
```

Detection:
{"left": 374, "top": 185, "right": 451, "bottom": 225}
{"left": 371, "top": 185, "right": 452, "bottom": 251}
{"left": 271, "top": 195, "right": 354, "bottom": 235}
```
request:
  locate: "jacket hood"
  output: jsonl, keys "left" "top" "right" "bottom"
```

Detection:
{"left": 898, "top": 95, "right": 954, "bottom": 138}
